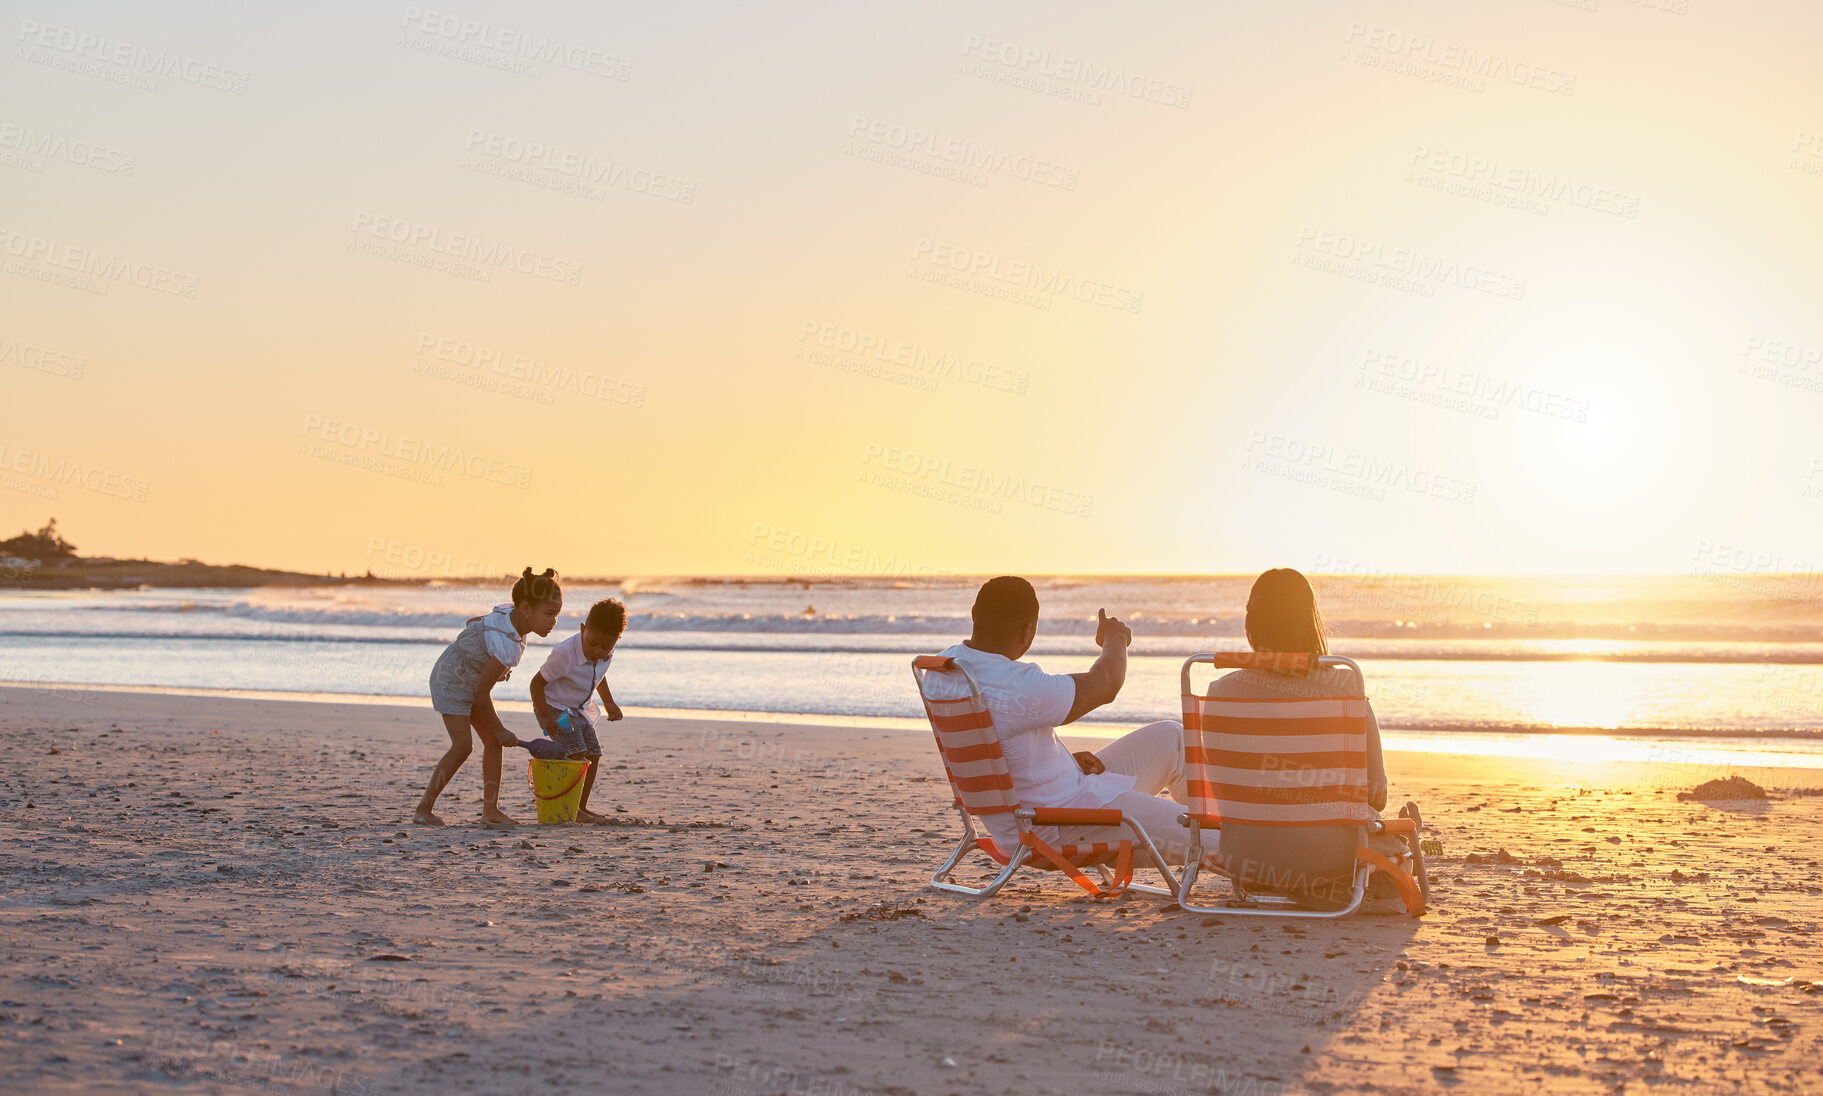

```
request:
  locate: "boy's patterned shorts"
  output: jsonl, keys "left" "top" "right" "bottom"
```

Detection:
{"left": 540, "top": 708, "right": 601, "bottom": 758}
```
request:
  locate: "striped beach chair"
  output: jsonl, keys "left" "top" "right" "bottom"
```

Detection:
{"left": 1176, "top": 652, "right": 1428, "bottom": 918}
{"left": 911, "top": 655, "right": 1179, "bottom": 900}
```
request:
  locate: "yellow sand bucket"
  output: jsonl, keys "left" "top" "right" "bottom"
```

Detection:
{"left": 526, "top": 758, "right": 590, "bottom": 824}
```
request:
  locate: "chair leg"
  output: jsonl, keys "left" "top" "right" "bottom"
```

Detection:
{"left": 1176, "top": 825, "right": 1204, "bottom": 908}
{"left": 1122, "top": 819, "right": 1180, "bottom": 897}
{"left": 1093, "top": 861, "right": 1175, "bottom": 899}
{"left": 931, "top": 812, "right": 1181, "bottom": 902}
{"left": 929, "top": 830, "right": 975, "bottom": 890}
{"left": 932, "top": 845, "right": 1027, "bottom": 898}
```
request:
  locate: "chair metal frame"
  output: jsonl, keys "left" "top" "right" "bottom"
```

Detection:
{"left": 1175, "top": 653, "right": 1429, "bottom": 919}
{"left": 913, "top": 654, "right": 1180, "bottom": 900}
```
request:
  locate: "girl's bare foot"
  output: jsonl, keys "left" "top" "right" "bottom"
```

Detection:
{"left": 480, "top": 806, "right": 519, "bottom": 828}
{"left": 413, "top": 808, "right": 445, "bottom": 826}
{"left": 576, "top": 808, "right": 611, "bottom": 824}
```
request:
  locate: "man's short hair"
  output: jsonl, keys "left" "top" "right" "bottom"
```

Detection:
{"left": 972, "top": 575, "right": 1039, "bottom": 641}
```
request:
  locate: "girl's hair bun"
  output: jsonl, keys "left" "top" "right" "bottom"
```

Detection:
{"left": 511, "top": 567, "right": 562, "bottom": 606}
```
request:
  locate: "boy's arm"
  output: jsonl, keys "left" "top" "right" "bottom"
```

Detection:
{"left": 469, "top": 658, "right": 516, "bottom": 746}
{"left": 597, "top": 678, "right": 623, "bottom": 721}
{"left": 530, "top": 673, "right": 555, "bottom": 725}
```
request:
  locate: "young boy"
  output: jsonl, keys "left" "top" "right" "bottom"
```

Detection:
{"left": 530, "top": 598, "right": 626, "bottom": 823}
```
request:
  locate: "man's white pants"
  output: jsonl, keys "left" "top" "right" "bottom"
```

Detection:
{"left": 1053, "top": 719, "right": 1208, "bottom": 869}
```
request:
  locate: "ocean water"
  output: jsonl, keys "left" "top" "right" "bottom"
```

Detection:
{"left": 2, "top": 575, "right": 1821, "bottom": 767}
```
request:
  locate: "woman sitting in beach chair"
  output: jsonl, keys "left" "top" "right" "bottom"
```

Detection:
{"left": 1181, "top": 568, "right": 1425, "bottom": 915}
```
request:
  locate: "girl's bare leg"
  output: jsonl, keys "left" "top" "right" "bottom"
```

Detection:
{"left": 414, "top": 715, "right": 475, "bottom": 825}
{"left": 479, "top": 732, "right": 518, "bottom": 826}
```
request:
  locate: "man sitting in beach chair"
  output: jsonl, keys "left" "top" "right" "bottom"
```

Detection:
{"left": 917, "top": 576, "right": 1198, "bottom": 891}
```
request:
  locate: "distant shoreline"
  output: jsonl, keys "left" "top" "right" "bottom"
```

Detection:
{"left": 0, "top": 557, "right": 420, "bottom": 590}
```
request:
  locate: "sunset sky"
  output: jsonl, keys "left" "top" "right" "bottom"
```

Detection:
{"left": 5, "top": 0, "right": 1821, "bottom": 577}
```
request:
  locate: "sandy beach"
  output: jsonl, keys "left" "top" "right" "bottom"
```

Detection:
{"left": 1, "top": 685, "right": 1819, "bottom": 1096}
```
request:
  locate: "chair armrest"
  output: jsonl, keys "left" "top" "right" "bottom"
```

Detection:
{"left": 1022, "top": 807, "right": 1125, "bottom": 827}
{"left": 1376, "top": 818, "right": 1417, "bottom": 835}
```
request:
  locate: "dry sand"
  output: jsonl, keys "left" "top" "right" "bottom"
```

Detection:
{"left": 1, "top": 685, "right": 1819, "bottom": 1095}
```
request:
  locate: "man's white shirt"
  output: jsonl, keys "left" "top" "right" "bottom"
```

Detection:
{"left": 922, "top": 642, "right": 1137, "bottom": 849}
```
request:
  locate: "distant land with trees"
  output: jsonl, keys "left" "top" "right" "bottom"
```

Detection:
{"left": 0, "top": 518, "right": 411, "bottom": 589}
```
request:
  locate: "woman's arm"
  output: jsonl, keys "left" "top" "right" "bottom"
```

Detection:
{"left": 1364, "top": 699, "right": 1388, "bottom": 812}
{"left": 469, "top": 658, "right": 516, "bottom": 746}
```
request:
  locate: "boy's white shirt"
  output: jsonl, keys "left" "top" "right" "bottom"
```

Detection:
{"left": 537, "top": 631, "right": 612, "bottom": 713}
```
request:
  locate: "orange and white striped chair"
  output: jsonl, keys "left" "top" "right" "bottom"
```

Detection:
{"left": 912, "top": 654, "right": 1179, "bottom": 900}
{"left": 1176, "top": 652, "right": 1428, "bottom": 918}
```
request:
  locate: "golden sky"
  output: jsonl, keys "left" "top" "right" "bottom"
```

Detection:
{"left": 4, "top": 1, "right": 1821, "bottom": 577}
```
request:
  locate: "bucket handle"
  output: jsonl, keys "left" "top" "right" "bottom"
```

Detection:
{"left": 526, "top": 759, "right": 590, "bottom": 801}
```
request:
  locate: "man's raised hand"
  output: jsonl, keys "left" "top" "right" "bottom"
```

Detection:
{"left": 1094, "top": 608, "right": 1132, "bottom": 649}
